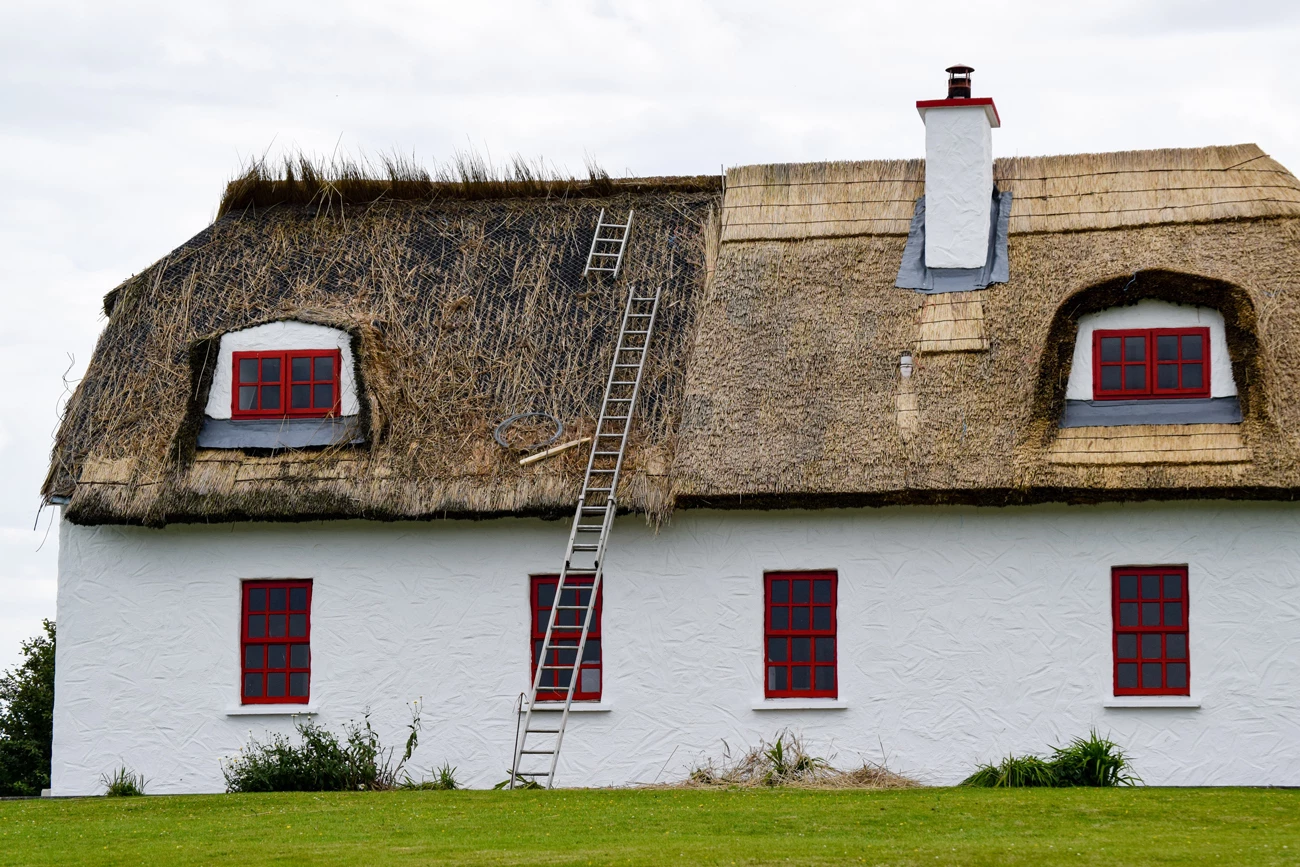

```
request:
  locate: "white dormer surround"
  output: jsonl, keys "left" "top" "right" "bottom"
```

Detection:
{"left": 916, "top": 98, "right": 1000, "bottom": 269}
{"left": 203, "top": 320, "right": 360, "bottom": 419}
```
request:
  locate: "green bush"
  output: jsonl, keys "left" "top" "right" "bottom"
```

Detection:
{"left": 0, "top": 620, "right": 56, "bottom": 797}
{"left": 960, "top": 730, "right": 1139, "bottom": 788}
{"left": 101, "top": 766, "right": 146, "bottom": 796}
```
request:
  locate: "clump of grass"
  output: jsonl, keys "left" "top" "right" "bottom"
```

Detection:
{"left": 961, "top": 730, "right": 1140, "bottom": 788}
{"left": 101, "top": 766, "right": 146, "bottom": 797}
{"left": 671, "top": 731, "right": 917, "bottom": 790}
{"left": 403, "top": 762, "right": 461, "bottom": 791}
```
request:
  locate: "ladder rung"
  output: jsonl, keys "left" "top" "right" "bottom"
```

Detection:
{"left": 580, "top": 506, "right": 607, "bottom": 514}
{"left": 593, "top": 450, "right": 622, "bottom": 456}
{"left": 622, "top": 330, "right": 650, "bottom": 335}
{"left": 570, "top": 544, "right": 599, "bottom": 552}
{"left": 515, "top": 771, "right": 550, "bottom": 776}
{"left": 599, "top": 222, "right": 630, "bottom": 230}
{"left": 540, "top": 664, "right": 577, "bottom": 671}
{"left": 586, "top": 486, "right": 613, "bottom": 492}
{"left": 520, "top": 749, "right": 555, "bottom": 755}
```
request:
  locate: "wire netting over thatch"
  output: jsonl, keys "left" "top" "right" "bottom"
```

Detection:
{"left": 45, "top": 179, "right": 721, "bottom": 526}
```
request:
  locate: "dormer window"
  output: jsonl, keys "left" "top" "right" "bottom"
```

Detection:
{"left": 1093, "top": 328, "right": 1210, "bottom": 400}
{"left": 231, "top": 350, "right": 342, "bottom": 419}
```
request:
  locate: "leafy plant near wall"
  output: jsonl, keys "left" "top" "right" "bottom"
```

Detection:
{"left": 0, "top": 620, "right": 56, "bottom": 797}
{"left": 101, "top": 766, "right": 147, "bottom": 796}
{"left": 223, "top": 702, "right": 423, "bottom": 793}
{"left": 403, "top": 762, "right": 461, "bottom": 791}
{"left": 961, "top": 730, "right": 1140, "bottom": 788}
{"left": 673, "top": 731, "right": 917, "bottom": 790}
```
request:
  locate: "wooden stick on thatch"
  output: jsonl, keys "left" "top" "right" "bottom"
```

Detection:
{"left": 519, "top": 437, "right": 591, "bottom": 467}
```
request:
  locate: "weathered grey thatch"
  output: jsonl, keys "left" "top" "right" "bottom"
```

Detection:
{"left": 44, "top": 144, "right": 1300, "bottom": 525}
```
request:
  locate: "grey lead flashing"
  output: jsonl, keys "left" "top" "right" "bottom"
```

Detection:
{"left": 1060, "top": 397, "right": 1243, "bottom": 429}
{"left": 197, "top": 416, "right": 364, "bottom": 450}
{"left": 894, "top": 189, "right": 1012, "bottom": 294}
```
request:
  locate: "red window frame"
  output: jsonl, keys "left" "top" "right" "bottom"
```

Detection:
{"left": 230, "top": 349, "right": 342, "bottom": 419}
{"left": 765, "top": 571, "right": 837, "bottom": 698}
{"left": 1092, "top": 328, "right": 1210, "bottom": 400}
{"left": 530, "top": 574, "right": 602, "bottom": 702}
{"left": 1112, "top": 566, "right": 1190, "bottom": 696}
{"left": 241, "top": 580, "right": 312, "bottom": 705}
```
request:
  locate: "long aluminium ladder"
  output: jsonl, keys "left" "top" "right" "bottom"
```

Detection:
{"left": 509, "top": 284, "right": 662, "bottom": 788}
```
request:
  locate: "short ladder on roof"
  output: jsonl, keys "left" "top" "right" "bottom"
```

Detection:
{"left": 582, "top": 208, "right": 634, "bottom": 278}
{"left": 508, "top": 283, "right": 662, "bottom": 789}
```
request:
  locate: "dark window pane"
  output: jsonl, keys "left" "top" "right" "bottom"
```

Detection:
{"left": 289, "top": 673, "right": 309, "bottom": 697}
{"left": 261, "top": 358, "right": 280, "bottom": 381}
{"left": 1156, "top": 334, "right": 1179, "bottom": 361}
{"left": 289, "top": 614, "right": 307, "bottom": 637}
{"left": 247, "top": 615, "right": 265, "bottom": 638}
{"left": 792, "top": 581, "right": 810, "bottom": 603}
{"left": 313, "top": 383, "right": 334, "bottom": 409}
{"left": 239, "top": 386, "right": 257, "bottom": 411}
{"left": 791, "top": 607, "right": 810, "bottom": 630}
{"left": 815, "top": 637, "right": 835, "bottom": 662}
{"left": 813, "top": 580, "right": 831, "bottom": 603}
{"left": 1142, "top": 634, "right": 1162, "bottom": 660}
{"left": 1182, "top": 364, "right": 1202, "bottom": 389}
{"left": 792, "top": 666, "right": 811, "bottom": 690}
{"left": 1100, "top": 337, "right": 1121, "bottom": 362}
{"left": 536, "top": 611, "right": 549, "bottom": 632}
{"left": 554, "top": 669, "right": 571, "bottom": 689}
{"left": 1166, "top": 663, "right": 1188, "bottom": 689}
{"left": 267, "top": 673, "right": 286, "bottom": 697}
{"left": 1116, "top": 634, "right": 1137, "bottom": 659}
{"left": 1125, "top": 336, "right": 1146, "bottom": 361}
{"left": 537, "top": 582, "right": 555, "bottom": 608}
{"left": 260, "top": 385, "right": 280, "bottom": 410}
{"left": 1142, "top": 663, "right": 1162, "bottom": 688}
{"left": 291, "top": 357, "right": 312, "bottom": 381}
{"left": 1125, "top": 364, "right": 1146, "bottom": 391}
{"left": 1142, "top": 602, "right": 1161, "bottom": 626}
{"left": 1166, "top": 634, "right": 1186, "bottom": 659}
{"left": 1119, "top": 575, "right": 1138, "bottom": 600}
{"left": 290, "top": 644, "right": 309, "bottom": 667}
{"left": 1182, "top": 334, "right": 1202, "bottom": 360}
{"left": 767, "top": 638, "right": 786, "bottom": 662}
{"left": 1117, "top": 664, "right": 1138, "bottom": 688}
{"left": 560, "top": 589, "right": 578, "bottom": 607}
{"left": 1164, "top": 602, "right": 1183, "bottom": 627}
{"left": 771, "top": 608, "right": 788, "bottom": 630}
{"left": 269, "top": 588, "right": 287, "bottom": 610}
{"left": 1100, "top": 366, "right": 1122, "bottom": 390}
{"left": 1119, "top": 602, "right": 1139, "bottom": 626}
{"left": 239, "top": 358, "right": 259, "bottom": 383}
{"left": 815, "top": 666, "right": 835, "bottom": 691}
{"left": 269, "top": 615, "right": 286, "bottom": 638}
{"left": 244, "top": 646, "right": 262, "bottom": 669}
{"left": 576, "top": 589, "right": 592, "bottom": 608}
{"left": 770, "top": 581, "right": 788, "bottom": 603}
{"left": 244, "top": 673, "right": 263, "bottom": 697}
{"left": 314, "top": 356, "right": 334, "bottom": 381}
{"left": 1164, "top": 574, "right": 1182, "bottom": 599}
{"left": 289, "top": 588, "right": 308, "bottom": 611}
{"left": 248, "top": 588, "right": 267, "bottom": 611}
{"left": 533, "top": 640, "right": 542, "bottom": 663}
{"left": 813, "top": 607, "right": 831, "bottom": 630}
{"left": 582, "top": 638, "right": 600, "bottom": 663}
{"left": 792, "top": 637, "right": 811, "bottom": 662}
{"left": 768, "top": 666, "right": 786, "bottom": 691}
{"left": 554, "top": 645, "right": 577, "bottom": 666}
{"left": 1157, "top": 364, "right": 1178, "bottom": 389}
{"left": 291, "top": 384, "right": 311, "bottom": 408}
{"left": 267, "top": 645, "right": 287, "bottom": 668}
{"left": 1141, "top": 574, "right": 1160, "bottom": 599}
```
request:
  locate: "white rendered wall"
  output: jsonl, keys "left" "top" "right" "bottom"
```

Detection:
{"left": 923, "top": 105, "right": 993, "bottom": 269}
{"left": 52, "top": 502, "right": 1300, "bottom": 794}
{"left": 1066, "top": 300, "right": 1235, "bottom": 400}
{"left": 203, "top": 321, "right": 360, "bottom": 419}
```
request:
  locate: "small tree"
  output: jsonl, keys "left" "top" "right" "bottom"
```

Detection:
{"left": 0, "top": 620, "right": 56, "bottom": 796}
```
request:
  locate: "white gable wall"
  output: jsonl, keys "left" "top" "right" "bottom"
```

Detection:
{"left": 51, "top": 502, "right": 1300, "bottom": 794}
{"left": 203, "top": 321, "right": 360, "bottom": 419}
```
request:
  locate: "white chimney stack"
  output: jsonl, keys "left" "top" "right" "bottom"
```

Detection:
{"left": 916, "top": 65, "right": 1001, "bottom": 269}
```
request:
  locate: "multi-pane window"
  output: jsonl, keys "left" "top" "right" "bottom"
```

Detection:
{"left": 1112, "top": 566, "right": 1189, "bottom": 696}
{"left": 530, "top": 574, "right": 601, "bottom": 701}
{"left": 765, "top": 571, "right": 837, "bottom": 698}
{"left": 1093, "top": 328, "right": 1210, "bottom": 400}
{"left": 241, "top": 580, "right": 312, "bottom": 704}
{"left": 231, "top": 349, "right": 342, "bottom": 419}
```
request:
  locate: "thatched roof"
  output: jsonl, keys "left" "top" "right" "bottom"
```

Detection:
{"left": 45, "top": 144, "right": 1300, "bottom": 526}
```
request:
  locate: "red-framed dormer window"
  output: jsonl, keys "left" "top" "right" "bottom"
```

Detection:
{"left": 1112, "top": 566, "right": 1189, "bottom": 696}
{"left": 1093, "top": 328, "right": 1210, "bottom": 400}
{"left": 765, "top": 571, "right": 837, "bottom": 698}
{"left": 231, "top": 349, "right": 342, "bottom": 419}
{"left": 241, "top": 580, "right": 312, "bottom": 704}
{"left": 530, "top": 574, "right": 602, "bottom": 702}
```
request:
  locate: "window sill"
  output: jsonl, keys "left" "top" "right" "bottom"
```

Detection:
{"left": 752, "top": 699, "right": 847, "bottom": 710}
{"left": 1103, "top": 696, "right": 1201, "bottom": 709}
{"left": 531, "top": 702, "right": 612, "bottom": 713}
{"left": 226, "top": 705, "right": 318, "bottom": 716}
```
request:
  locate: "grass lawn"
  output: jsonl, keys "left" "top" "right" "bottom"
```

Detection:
{"left": 0, "top": 787, "right": 1296, "bottom": 866}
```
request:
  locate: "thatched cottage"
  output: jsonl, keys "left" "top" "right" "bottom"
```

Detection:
{"left": 45, "top": 70, "right": 1300, "bottom": 793}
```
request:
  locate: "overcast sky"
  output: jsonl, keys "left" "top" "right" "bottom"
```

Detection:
{"left": 1, "top": 0, "right": 1298, "bottom": 671}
